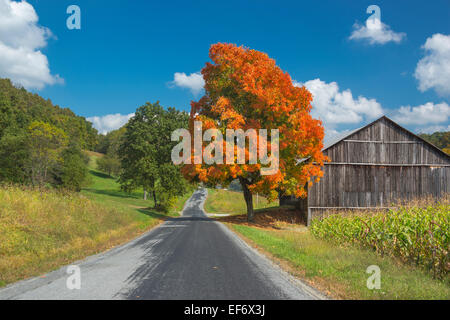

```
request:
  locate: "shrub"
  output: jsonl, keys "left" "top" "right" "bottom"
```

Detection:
{"left": 59, "top": 144, "right": 89, "bottom": 191}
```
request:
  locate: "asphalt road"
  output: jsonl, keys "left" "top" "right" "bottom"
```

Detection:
{"left": 0, "top": 189, "right": 325, "bottom": 300}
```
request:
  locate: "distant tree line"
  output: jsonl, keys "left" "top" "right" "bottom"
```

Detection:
{"left": 0, "top": 78, "right": 194, "bottom": 209}
{"left": 95, "top": 127, "right": 124, "bottom": 177}
{"left": 419, "top": 131, "right": 450, "bottom": 154}
{"left": 0, "top": 78, "right": 97, "bottom": 190}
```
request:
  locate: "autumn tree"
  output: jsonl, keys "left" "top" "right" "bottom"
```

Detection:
{"left": 181, "top": 43, "right": 327, "bottom": 221}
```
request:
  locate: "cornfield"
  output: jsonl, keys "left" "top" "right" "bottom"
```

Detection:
{"left": 310, "top": 202, "right": 450, "bottom": 280}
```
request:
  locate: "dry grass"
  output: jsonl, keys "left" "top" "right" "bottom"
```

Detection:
{"left": 0, "top": 185, "right": 165, "bottom": 286}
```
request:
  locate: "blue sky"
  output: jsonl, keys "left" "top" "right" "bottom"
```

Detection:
{"left": 1, "top": 0, "right": 449, "bottom": 136}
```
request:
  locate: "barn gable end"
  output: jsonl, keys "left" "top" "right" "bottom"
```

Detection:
{"left": 324, "top": 116, "right": 449, "bottom": 165}
{"left": 282, "top": 116, "right": 450, "bottom": 225}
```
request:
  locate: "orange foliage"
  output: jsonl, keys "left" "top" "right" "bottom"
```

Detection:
{"left": 182, "top": 43, "right": 327, "bottom": 200}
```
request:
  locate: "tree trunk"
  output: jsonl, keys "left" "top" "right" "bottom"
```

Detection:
{"left": 143, "top": 189, "right": 147, "bottom": 200}
{"left": 153, "top": 190, "right": 157, "bottom": 207}
{"left": 239, "top": 177, "right": 254, "bottom": 222}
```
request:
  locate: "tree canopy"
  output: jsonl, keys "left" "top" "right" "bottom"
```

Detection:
{"left": 0, "top": 78, "right": 98, "bottom": 150}
{"left": 181, "top": 43, "right": 327, "bottom": 220}
{"left": 419, "top": 131, "right": 450, "bottom": 154}
{"left": 119, "top": 101, "right": 190, "bottom": 210}
{"left": 0, "top": 78, "right": 96, "bottom": 189}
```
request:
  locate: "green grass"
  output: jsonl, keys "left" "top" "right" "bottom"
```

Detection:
{"left": 0, "top": 154, "right": 192, "bottom": 287}
{"left": 82, "top": 152, "right": 188, "bottom": 218}
{"left": 230, "top": 224, "right": 450, "bottom": 299}
{"left": 205, "top": 188, "right": 278, "bottom": 215}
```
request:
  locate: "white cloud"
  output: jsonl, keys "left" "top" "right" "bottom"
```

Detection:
{"left": 349, "top": 18, "right": 405, "bottom": 45}
{"left": 171, "top": 72, "right": 205, "bottom": 95}
{"left": 87, "top": 113, "right": 134, "bottom": 135}
{"left": 323, "top": 128, "right": 353, "bottom": 147}
{"left": 295, "top": 79, "right": 384, "bottom": 127}
{"left": 417, "top": 124, "right": 450, "bottom": 134}
{"left": 0, "top": 0, "right": 62, "bottom": 89}
{"left": 391, "top": 102, "right": 450, "bottom": 127}
{"left": 414, "top": 33, "right": 450, "bottom": 96}
{"left": 294, "top": 79, "right": 384, "bottom": 142}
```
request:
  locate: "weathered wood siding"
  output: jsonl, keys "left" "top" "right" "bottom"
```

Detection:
{"left": 307, "top": 117, "right": 450, "bottom": 224}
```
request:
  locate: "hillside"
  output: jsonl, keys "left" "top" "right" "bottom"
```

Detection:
{"left": 0, "top": 154, "right": 192, "bottom": 287}
{"left": 419, "top": 131, "right": 450, "bottom": 153}
{"left": 0, "top": 78, "right": 99, "bottom": 187}
{"left": 0, "top": 78, "right": 97, "bottom": 149}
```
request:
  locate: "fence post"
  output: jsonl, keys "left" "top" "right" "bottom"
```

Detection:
{"left": 307, "top": 207, "right": 312, "bottom": 227}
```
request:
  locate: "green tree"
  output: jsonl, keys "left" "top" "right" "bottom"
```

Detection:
{"left": 0, "top": 78, "right": 98, "bottom": 150}
{"left": 0, "top": 127, "right": 29, "bottom": 183}
{"left": 27, "top": 121, "right": 68, "bottom": 187}
{"left": 96, "top": 155, "right": 121, "bottom": 177}
{"left": 119, "top": 102, "right": 189, "bottom": 209}
{"left": 419, "top": 131, "right": 450, "bottom": 150}
{"left": 59, "top": 143, "right": 90, "bottom": 191}
{"left": 95, "top": 127, "right": 126, "bottom": 155}
{"left": 0, "top": 77, "right": 99, "bottom": 185}
{"left": 95, "top": 127, "right": 125, "bottom": 177}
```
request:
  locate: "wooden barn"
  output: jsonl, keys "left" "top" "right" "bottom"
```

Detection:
{"left": 280, "top": 116, "right": 450, "bottom": 225}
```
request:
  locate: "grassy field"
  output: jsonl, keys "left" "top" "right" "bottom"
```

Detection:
{"left": 0, "top": 153, "right": 192, "bottom": 287}
{"left": 230, "top": 224, "right": 450, "bottom": 299}
{"left": 204, "top": 188, "right": 278, "bottom": 215}
{"left": 82, "top": 152, "right": 187, "bottom": 217}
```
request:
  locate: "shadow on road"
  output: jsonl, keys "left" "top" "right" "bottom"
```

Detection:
{"left": 166, "top": 216, "right": 212, "bottom": 222}
{"left": 137, "top": 208, "right": 175, "bottom": 221}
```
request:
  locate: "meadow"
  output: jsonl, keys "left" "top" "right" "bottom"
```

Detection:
{"left": 204, "top": 188, "right": 278, "bottom": 215}
{"left": 0, "top": 153, "right": 191, "bottom": 287}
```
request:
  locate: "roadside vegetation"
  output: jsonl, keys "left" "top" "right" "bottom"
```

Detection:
{"left": 208, "top": 193, "right": 450, "bottom": 299}
{"left": 0, "top": 78, "right": 195, "bottom": 288}
{"left": 230, "top": 224, "right": 449, "bottom": 299}
{"left": 205, "top": 188, "right": 278, "bottom": 216}
{"left": 311, "top": 200, "right": 450, "bottom": 280}
{"left": 0, "top": 154, "right": 192, "bottom": 288}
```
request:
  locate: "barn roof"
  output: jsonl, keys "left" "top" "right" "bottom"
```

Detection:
{"left": 300, "top": 115, "right": 450, "bottom": 163}
{"left": 322, "top": 126, "right": 362, "bottom": 150}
